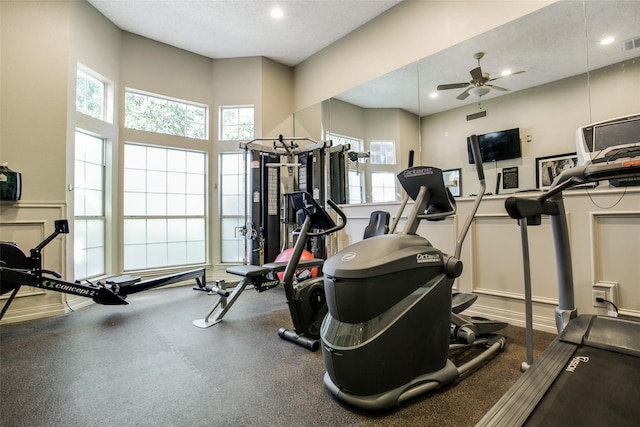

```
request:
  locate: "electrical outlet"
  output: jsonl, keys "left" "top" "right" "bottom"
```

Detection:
{"left": 592, "top": 290, "right": 607, "bottom": 308}
{"left": 592, "top": 282, "right": 618, "bottom": 309}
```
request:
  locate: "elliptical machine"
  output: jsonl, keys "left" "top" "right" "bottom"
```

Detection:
{"left": 320, "top": 135, "right": 507, "bottom": 410}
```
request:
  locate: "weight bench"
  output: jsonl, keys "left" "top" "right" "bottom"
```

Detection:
{"left": 193, "top": 258, "right": 324, "bottom": 328}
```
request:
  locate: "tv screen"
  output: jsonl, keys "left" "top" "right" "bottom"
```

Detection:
{"left": 467, "top": 128, "right": 521, "bottom": 164}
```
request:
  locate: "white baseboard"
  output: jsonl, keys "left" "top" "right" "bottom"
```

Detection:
{"left": 0, "top": 303, "right": 67, "bottom": 324}
{"left": 463, "top": 304, "right": 558, "bottom": 334}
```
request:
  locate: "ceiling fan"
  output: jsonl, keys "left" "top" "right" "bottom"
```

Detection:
{"left": 437, "top": 52, "right": 525, "bottom": 100}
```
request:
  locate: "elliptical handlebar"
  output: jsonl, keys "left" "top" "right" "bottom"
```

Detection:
{"left": 289, "top": 192, "right": 347, "bottom": 237}
{"left": 308, "top": 199, "right": 347, "bottom": 237}
{"left": 454, "top": 135, "right": 486, "bottom": 259}
{"left": 469, "top": 135, "right": 485, "bottom": 182}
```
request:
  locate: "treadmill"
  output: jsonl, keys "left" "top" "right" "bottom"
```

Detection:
{"left": 477, "top": 156, "right": 640, "bottom": 426}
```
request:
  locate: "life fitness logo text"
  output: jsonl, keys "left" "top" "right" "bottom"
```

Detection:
{"left": 341, "top": 252, "right": 356, "bottom": 262}
{"left": 565, "top": 356, "right": 589, "bottom": 372}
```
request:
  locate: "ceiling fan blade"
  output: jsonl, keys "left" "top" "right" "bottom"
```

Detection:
{"left": 487, "top": 84, "right": 510, "bottom": 92}
{"left": 456, "top": 87, "right": 472, "bottom": 100}
{"left": 469, "top": 66, "right": 483, "bottom": 83}
{"left": 437, "top": 83, "right": 470, "bottom": 90}
{"left": 489, "top": 70, "right": 525, "bottom": 82}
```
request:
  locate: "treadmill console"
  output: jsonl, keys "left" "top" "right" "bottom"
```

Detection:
{"left": 576, "top": 113, "right": 640, "bottom": 166}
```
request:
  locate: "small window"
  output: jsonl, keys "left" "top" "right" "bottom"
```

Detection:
{"left": 327, "top": 132, "right": 365, "bottom": 163}
{"left": 76, "top": 68, "right": 106, "bottom": 121}
{"left": 348, "top": 170, "right": 364, "bottom": 204}
{"left": 370, "top": 140, "right": 396, "bottom": 165}
{"left": 219, "top": 106, "right": 254, "bottom": 141}
{"left": 371, "top": 172, "right": 397, "bottom": 202}
{"left": 124, "top": 90, "right": 207, "bottom": 140}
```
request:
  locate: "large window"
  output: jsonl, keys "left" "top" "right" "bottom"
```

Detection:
{"left": 76, "top": 67, "right": 108, "bottom": 122}
{"left": 124, "top": 90, "right": 207, "bottom": 139}
{"left": 123, "top": 144, "right": 207, "bottom": 271}
{"left": 74, "top": 131, "right": 105, "bottom": 279}
{"left": 219, "top": 153, "right": 249, "bottom": 263}
{"left": 219, "top": 106, "right": 254, "bottom": 141}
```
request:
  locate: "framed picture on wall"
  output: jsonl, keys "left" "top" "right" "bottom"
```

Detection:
{"left": 536, "top": 153, "right": 578, "bottom": 189}
{"left": 443, "top": 168, "right": 461, "bottom": 197}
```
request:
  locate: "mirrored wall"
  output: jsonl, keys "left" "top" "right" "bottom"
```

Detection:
{"left": 294, "top": 0, "right": 640, "bottom": 202}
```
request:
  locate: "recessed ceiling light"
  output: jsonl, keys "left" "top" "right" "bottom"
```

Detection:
{"left": 430, "top": 92, "right": 438, "bottom": 99}
{"left": 501, "top": 70, "right": 512, "bottom": 77}
{"left": 271, "top": 7, "right": 284, "bottom": 19}
{"left": 600, "top": 36, "right": 615, "bottom": 46}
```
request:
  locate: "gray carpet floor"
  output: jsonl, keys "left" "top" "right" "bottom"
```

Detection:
{"left": 0, "top": 285, "right": 554, "bottom": 426}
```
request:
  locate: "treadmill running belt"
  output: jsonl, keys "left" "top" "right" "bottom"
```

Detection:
{"left": 524, "top": 346, "right": 640, "bottom": 426}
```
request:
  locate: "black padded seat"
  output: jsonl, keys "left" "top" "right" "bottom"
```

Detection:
{"left": 226, "top": 265, "right": 271, "bottom": 277}
{"left": 363, "top": 211, "right": 390, "bottom": 239}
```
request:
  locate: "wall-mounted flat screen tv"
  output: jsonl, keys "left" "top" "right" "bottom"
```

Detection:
{"left": 467, "top": 128, "right": 521, "bottom": 163}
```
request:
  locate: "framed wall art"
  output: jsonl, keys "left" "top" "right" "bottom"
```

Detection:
{"left": 443, "top": 168, "right": 461, "bottom": 197}
{"left": 536, "top": 153, "right": 578, "bottom": 189}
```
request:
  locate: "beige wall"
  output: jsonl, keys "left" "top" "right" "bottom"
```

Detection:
{"left": 1, "top": 1, "right": 71, "bottom": 321}
{"left": 1, "top": 0, "right": 70, "bottom": 203}
{"left": 261, "top": 58, "right": 294, "bottom": 137}
{"left": 421, "top": 58, "right": 640, "bottom": 194}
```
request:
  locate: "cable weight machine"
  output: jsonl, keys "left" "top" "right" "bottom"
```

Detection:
{"left": 240, "top": 135, "right": 333, "bottom": 264}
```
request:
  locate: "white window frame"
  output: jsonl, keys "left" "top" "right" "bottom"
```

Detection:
{"left": 76, "top": 64, "right": 113, "bottom": 123}
{"left": 219, "top": 105, "right": 255, "bottom": 141}
{"left": 348, "top": 169, "right": 364, "bottom": 204}
{"left": 369, "top": 140, "right": 396, "bottom": 165}
{"left": 219, "top": 152, "right": 250, "bottom": 263}
{"left": 122, "top": 143, "right": 208, "bottom": 271}
{"left": 327, "top": 132, "right": 366, "bottom": 203}
{"left": 370, "top": 171, "right": 397, "bottom": 202}
{"left": 74, "top": 130, "right": 106, "bottom": 280}
{"left": 124, "top": 89, "right": 208, "bottom": 140}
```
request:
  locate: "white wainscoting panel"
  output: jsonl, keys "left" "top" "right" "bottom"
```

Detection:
{"left": 590, "top": 211, "right": 640, "bottom": 316}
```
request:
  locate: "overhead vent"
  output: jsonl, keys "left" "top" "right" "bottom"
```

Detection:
{"left": 622, "top": 36, "right": 640, "bottom": 51}
{"left": 467, "top": 110, "right": 487, "bottom": 121}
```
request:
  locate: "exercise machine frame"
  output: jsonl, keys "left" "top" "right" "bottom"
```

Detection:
{"left": 240, "top": 136, "right": 330, "bottom": 265}
{"left": 0, "top": 219, "right": 207, "bottom": 320}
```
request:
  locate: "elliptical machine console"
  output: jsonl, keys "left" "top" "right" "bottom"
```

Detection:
{"left": 320, "top": 136, "right": 507, "bottom": 410}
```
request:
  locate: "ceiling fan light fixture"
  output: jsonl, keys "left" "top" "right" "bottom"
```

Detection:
{"left": 469, "top": 86, "right": 491, "bottom": 97}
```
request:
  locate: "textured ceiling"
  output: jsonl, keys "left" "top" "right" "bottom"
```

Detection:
{"left": 88, "top": 0, "right": 403, "bottom": 67}
{"left": 87, "top": 1, "right": 639, "bottom": 115}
